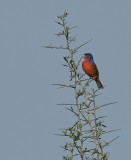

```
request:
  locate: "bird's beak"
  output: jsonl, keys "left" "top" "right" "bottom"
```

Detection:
{"left": 83, "top": 54, "right": 87, "bottom": 58}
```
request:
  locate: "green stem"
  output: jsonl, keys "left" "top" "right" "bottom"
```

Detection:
{"left": 74, "top": 72, "right": 84, "bottom": 160}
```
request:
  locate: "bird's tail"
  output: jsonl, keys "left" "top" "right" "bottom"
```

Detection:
{"left": 95, "top": 77, "right": 103, "bottom": 89}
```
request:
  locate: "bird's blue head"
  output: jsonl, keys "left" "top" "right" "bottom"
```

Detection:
{"left": 84, "top": 53, "right": 94, "bottom": 63}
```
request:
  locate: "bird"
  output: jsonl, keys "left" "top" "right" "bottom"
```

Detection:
{"left": 82, "top": 53, "right": 103, "bottom": 89}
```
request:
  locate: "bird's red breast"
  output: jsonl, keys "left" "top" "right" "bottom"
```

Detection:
{"left": 82, "top": 58, "right": 98, "bottom": 78}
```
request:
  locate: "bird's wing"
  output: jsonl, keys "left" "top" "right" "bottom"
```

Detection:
{"left": 94, "top": 63, "right": 99, "bottom": 76}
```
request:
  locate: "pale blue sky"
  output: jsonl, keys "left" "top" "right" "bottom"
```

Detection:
{"left": 0, "top": 0, "right": 131, "bottom": 159}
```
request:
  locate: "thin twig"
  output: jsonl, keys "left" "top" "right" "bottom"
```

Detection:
{"left": 43, "top": 45, "right": 67, "bottom": 49}
{"left": 52, "top": 83, "right": 75, "bottom": 88}
{"left": 73, "top": 39, "right": 93, "bottom": 53}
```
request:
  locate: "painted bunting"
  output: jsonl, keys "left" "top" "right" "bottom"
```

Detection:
{"left": 82, "top": 53, "right": 103, "bottom": 89}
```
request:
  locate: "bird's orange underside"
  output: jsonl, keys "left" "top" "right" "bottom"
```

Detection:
{"left": 82, "top": 58, "right": 98, "bottom": 78}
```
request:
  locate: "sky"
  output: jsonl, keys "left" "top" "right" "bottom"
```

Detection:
{"left": 0, "top": 0, "right": 131, "bottom": 159}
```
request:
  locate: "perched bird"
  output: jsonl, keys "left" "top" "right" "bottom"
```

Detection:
{"left": 82, "top": 53, "right": 103, "bottom": 89}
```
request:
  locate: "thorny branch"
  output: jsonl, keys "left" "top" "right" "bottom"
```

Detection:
{"left": 45, "top": 11, "right": 118, "bottom": 160}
